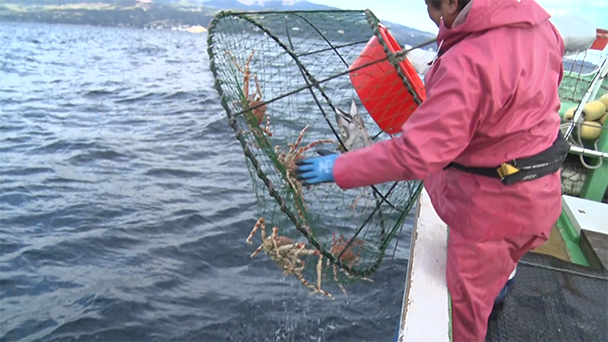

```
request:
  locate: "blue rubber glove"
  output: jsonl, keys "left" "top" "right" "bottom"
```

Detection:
{"left": 295, "top": 149, "right": 338, "bottom": 186}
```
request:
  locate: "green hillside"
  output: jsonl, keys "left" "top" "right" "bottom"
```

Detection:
{"left": 0, "top": 0, "right": 436, "bottom": 46}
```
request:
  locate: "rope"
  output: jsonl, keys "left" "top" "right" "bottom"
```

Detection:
{"left": 561, "top": 119, "right": 607, "bottom": 169}
{"left": 519, "top": 260, "right": 608, "bottom": 281}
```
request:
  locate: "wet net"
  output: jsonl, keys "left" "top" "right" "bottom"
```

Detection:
{"left": 207, "top": 10, "right": 431, "bottom": 298}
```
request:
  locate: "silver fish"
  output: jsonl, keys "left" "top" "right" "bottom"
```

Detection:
{"left": 335, "top": 99, "right": 373, "bottom": 152}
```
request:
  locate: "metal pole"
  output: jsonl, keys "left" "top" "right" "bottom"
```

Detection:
{"left": 568, "top": 145, "right": 608, "bottom": 160}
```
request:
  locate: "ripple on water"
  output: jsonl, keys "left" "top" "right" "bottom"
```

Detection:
{"left": 0, "top": 21, "right": 411, "bottom": 342}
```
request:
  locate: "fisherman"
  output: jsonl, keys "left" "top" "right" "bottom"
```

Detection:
{"left": 295, "top": 0, "right": 568, "bottom": 341}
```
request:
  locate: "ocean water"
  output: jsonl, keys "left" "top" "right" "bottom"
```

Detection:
{"left": 0, "top": 22, "right": 414, "bottom": 342}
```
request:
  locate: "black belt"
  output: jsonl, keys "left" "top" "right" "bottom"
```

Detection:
{"left": 446, "top": 130, "right": 569, "bottom": 185}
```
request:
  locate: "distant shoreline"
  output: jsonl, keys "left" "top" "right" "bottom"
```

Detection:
{"left": 0, "top": 5, "right": 215, "bottom": 30}
{"left": 0, "top": 3, "right": 436, "bottom": 46}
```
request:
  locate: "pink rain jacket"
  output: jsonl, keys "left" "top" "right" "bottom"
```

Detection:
{"left": 334, "top": 0, "right": 565, "bottom": 235}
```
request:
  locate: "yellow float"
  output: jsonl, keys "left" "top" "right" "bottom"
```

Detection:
{"left": 598, "top": 93, "right": 608, "bottom": 109}
{"left": 563, "top": 106, "right": 577, "bottom": 121}
{"left": 579, "top": 121, "right": 603, "bottom": 140}
{"left": 583, "top": 100, "right": 606, "bottom": 121}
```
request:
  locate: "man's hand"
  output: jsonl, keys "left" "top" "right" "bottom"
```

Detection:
{"left": 294, "top": 150, "right": 339, "bottom": 186}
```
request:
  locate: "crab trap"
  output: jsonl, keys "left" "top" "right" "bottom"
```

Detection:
{"left": 207, "top": 9, "right": 433, "bottom": 298}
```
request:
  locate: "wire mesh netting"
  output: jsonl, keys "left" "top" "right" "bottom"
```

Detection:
{"left": 206, "top": 10, "right": 426, "bottom": 298}
{"left": 559, "top": 51, "right": 608, "bottom": 105}
{"left": 558, "top": 47, "right": 608, "bottom": 201}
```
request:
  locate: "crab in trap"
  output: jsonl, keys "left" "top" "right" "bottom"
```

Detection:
{"left": 275, "top": 125, "right": 335, "bottom": 193}
{"left": 274, "top": 126, "right": 335, "bottom": 234}
{"left": 327, "top": 233, "right": 371, "bottom": 297}
{"left": 226, "top": 49, "right": 272, "bottom": 137}
{"left": 246, "top": 217, "right": 335, "bottom": 299}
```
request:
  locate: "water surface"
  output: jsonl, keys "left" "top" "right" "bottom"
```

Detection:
{"left": 0, "top": 22, "right": 413, "bottom": 342}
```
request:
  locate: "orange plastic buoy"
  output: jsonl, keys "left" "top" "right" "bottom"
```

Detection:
{"left": 349, "top": 24, "right": 427, "bottom": 134}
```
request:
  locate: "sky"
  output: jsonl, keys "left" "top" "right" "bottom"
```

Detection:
{"left": 304, "top": 0, "right": 608, "bottom": 34}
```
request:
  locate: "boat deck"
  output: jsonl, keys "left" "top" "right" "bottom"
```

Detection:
{"left": 398, "top": 190, "right": 608, "bottom": 342}
{"left": 487, "top": 212, "right": 608, "bottom": 341}
{"left": 486, "top": 252, "right": 608, "bottom": 341}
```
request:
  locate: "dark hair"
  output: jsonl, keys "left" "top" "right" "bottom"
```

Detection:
{"left": 427, "top": 0, "right": 471, "bottom": 12}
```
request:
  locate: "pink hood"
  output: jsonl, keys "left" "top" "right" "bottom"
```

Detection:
{"left": 437, "top": 0, "right": 553, "bottom": 55}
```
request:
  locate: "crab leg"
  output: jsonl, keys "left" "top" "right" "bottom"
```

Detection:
{"left": 293, "top": 271, "right": 320, "bottom": 293}
{"left": 287, "top": 126, "right": 309, "bottom": 158}
{"left": 286, "top": 170, "right": 301, "bottom": 193}
{"left": 311, "top": 254, "right": 334, "bottom": 299}
{"left": 246, "top": 217, "right": 266, "bottom": 244}
{"left": 333, "top": 264, "right": 349, "bottom": 298}
{"left": 263, "top": 113, "right": 271, "bottom": 135}
{"left": 279, "top": 242, "right": 307, "bottom": 274}
{"left": 294, "top": 201, "right": 312, "bottom": 234}
{"left": 242, "top": 51, "right": 255, "bottom": 99}
{"left": 226, "top": 50, "right": 253, "bottom": 99}
{"left": 253, "top": 72, "right": 263, "bottom": 99}
{"left": 247, "top": 217, "right": 270, "bottom": 258}
{"left": 250, "top": 243, "right": 266, "bottom": 258}
{"left": 295, "top": 139, "right": 336, "bottom": 156}
{"left": 271, "top": 226, "right": 290, "bottom": 260}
